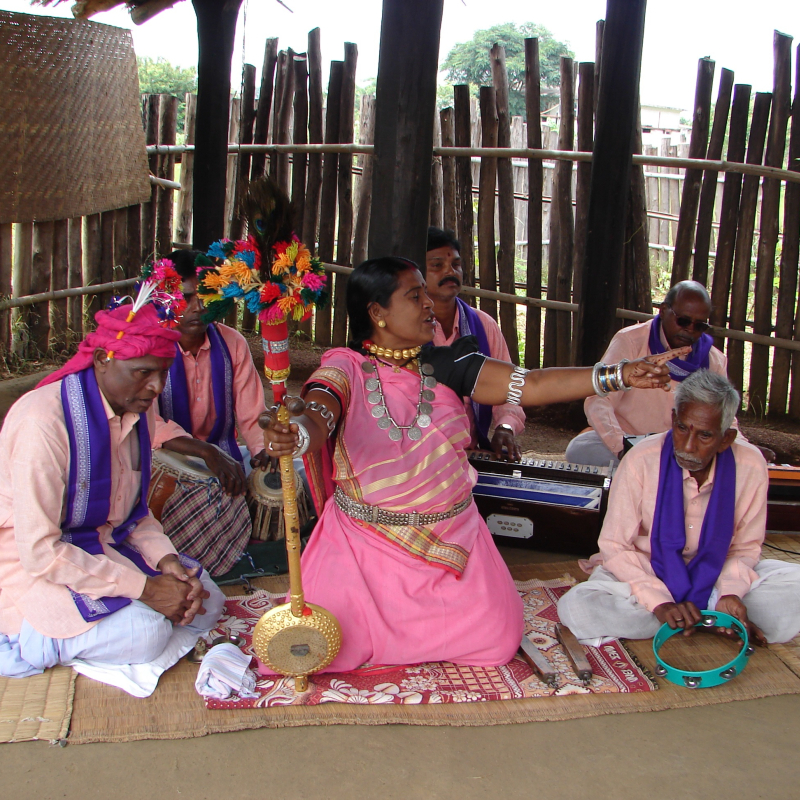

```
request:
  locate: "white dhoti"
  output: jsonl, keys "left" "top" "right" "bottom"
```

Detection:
{"left": 557, "top": 560, "right": 800, "bottom": 645}
{"left": 0, "top": 572, "right": 225, "bottom": 695}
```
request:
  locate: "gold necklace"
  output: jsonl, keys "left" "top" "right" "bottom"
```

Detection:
{"left": 362, "top": 340, "right": 422, "bottom": 362}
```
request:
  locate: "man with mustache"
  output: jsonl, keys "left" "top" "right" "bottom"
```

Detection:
{"left": 0, "top": 304, "right": 224, "bottom": 688}
{"left": 566, "top": 280, "right": 736, "bottom": 468}
{"left": 426, "top": 227, "right": 525, "bottom": 460}
{"left": 557, "top": 370, "right": 800, "bottom": 646}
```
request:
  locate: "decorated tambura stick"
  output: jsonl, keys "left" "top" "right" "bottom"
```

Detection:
{"left": 251, "top": 398, "right": 342, "bottom": 691}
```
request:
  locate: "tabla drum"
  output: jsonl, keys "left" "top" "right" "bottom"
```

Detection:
{"left": 247, "top": 466, "right": 309, "bottom": 541}
{"left": 148, "top": 449, "right": 216, "bottom": 522}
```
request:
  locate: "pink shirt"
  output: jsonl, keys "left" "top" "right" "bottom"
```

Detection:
{"left": 153, "top": 323, "right": 267, "bottom": 457}
{"left": 584, "top": 321, "right": 732, "bottom": 457}
{"left": 432, "top": 307, "right": 526, "bottom": 443}
{"left": 0, "top": 381, "right": 178, "bottom": 639}
{"left": 591, "top": 432, "right": 767, "bottom": 612}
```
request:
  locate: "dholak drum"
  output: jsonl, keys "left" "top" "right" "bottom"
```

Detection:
{"left": 247, "top": 467, "right": 309, "bottom": 541}
{"left": 148, "top": 449, "right": 216, "bottom": 522}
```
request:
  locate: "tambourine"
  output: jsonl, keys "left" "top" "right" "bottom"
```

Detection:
{"left": 652, "top": 610, "right": 755, "bottom": 689}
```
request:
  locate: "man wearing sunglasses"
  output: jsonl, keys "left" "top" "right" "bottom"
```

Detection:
{"left": 566, "top": 280, "right": 738, "bottom": 468}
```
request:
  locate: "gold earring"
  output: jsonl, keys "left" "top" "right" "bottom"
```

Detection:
{"left": 377, "top": 320, "right": 386, "bottom": 328}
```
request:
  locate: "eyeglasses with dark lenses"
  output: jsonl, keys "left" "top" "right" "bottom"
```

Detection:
{"left": 668, "top": 307, "right": 710, "bottom": 333}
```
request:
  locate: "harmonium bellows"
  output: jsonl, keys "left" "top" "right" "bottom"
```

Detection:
{"left": 467, "top": 451, "right": 614, "bottom": 556}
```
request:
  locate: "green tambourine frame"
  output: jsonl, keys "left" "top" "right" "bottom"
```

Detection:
{"left": 652, "top": 610, "right": 755, "bottom": 689}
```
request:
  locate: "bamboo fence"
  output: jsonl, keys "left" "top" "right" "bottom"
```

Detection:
{"left": 1, "top": 26, "right": 800, "bottom": 422}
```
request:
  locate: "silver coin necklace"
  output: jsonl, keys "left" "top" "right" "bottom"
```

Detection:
{"left": 361, "top": 357, "right": 436, "bottom": 441}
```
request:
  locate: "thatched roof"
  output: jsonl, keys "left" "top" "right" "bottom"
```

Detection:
{"left": 33, "top": 1, "right": 184, "bottom": 25}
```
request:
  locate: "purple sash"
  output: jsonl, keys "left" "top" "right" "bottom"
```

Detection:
{"left": 160, "top": 323, "right": 242, "bottom": 463}
{"left": 648, "top": 316, "right": 713, "bottom": 382}
{"left": 456, "top": 298, "right": 492, "bottom": 449}
{"left": 61, "top": 369, "right": 200, "bottom": 622}
{"left": 649, "top": 434, "right": 737, "bottom": 609}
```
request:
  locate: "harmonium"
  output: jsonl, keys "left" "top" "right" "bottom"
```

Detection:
{"left": 767, "top": 465, "right": 800, "bottom": 533}
{"left": 467, "top": 451, "right": 614, "bottom": 556}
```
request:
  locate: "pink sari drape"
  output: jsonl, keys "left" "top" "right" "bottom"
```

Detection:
{"left": 289, "top": 348, "right": 523, "bottom": 672}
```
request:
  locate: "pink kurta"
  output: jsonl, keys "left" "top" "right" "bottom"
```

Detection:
{"left": 432, "top": 309, "right": 526, "bottom": 443}
{"left": 589, "top": 432, "right": 767, "bottom": 611}
{"left": 584, "top": 321, "right": 733, "bottom": 456}
{"left": 0, "top": 382, "right": 178, "bottom": 639}
{"left": 297, "top": 348, "right": 523, "bottom": 671}
{"left": 153, "top": 323, "right": 267, "bottom": 456}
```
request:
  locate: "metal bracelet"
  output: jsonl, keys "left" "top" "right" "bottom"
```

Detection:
{"left": 616, "top": 359, "right": 633, "bottom": 391}
{"left": 306, "top": 400, "right": 336, "bottom": 435}
{"left": 592, "top": 362, "right": 606, "bottom": 397}
{"left": 292, "top": 421, "right": 311, "bottom": 457}
{"left": 505, "top": 366, "right": 529, "bottom": 405}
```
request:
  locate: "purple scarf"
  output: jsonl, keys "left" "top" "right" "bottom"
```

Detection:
{"left": 61, "top": 368, "right": 200, "bottom": 622}
{"left": 650, "top": 433, "right": 737, "bottom": 609}
{"left": 159, "top": 323, "right": 242, "bottom": 463}
{"left": 456, "top": 298, "right": 492, "bottom": 449}
{"left": 648, "top": 316, "right": 713, "bottom": 382}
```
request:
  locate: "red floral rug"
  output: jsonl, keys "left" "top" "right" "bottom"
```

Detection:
{"left": 205, "top": 576, "right": 657, "bottom": 709}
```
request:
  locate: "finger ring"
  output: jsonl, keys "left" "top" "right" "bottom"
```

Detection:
{"left": 267, "top": 442, "right": 274, "bottom": 451}
{"left": 675, "top": 618, "right": 684, "bottom": 622}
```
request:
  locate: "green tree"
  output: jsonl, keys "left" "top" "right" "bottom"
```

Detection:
{"left": 137, "top": 57, "right": 198, "bottom": 134}
{"left": 441, "top": 23, "right": 574, "bottom": 117}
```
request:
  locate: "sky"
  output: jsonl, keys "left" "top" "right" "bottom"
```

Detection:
{"left": 4, "top": 0, "right": 800, "bottom": 112}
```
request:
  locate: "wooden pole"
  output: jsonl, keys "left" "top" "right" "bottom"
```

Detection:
{"left": 779, "top": 46, "right": 800, "bottom": 418}
{"left": 224, "top": 97, "right": 242, "bottom": 240}
{"left": 491, "top": 45, "right": 520, "bottom": 363}
{"left": 453, "top": 86, "right": 475, "bottom": 288}
{"left": 99, "top": 211, "right": 115, "bottom": 310}
{"left": 477, "top": 85, "right": 498, "bottom": 319}
{"left": 594, "top": 19, "right": 604, "bottom": 120}
{"left": 230, "top": 63, "right": 257, "bottom": 243}
{"left": 749, "top": 31, "right": 793, "bottom": 415}
{"left": 51, "top": 219, "right": 69, "bottom": 348}
{"left": 30, "top": 221, "right": 54, "bottom": 354}
{"left": 332, "top": 43, "right": 358, "bottom": 348}
{"left": 429, "top": 112, "right": 443, "bottom": 229}
{"left": 142, "top": 94, "right": 160, "bottom": 263}
{"left": 272, "top": 49, "right": 296, "bottom": 193}
{"left": 82, "top": 214, "right": 101, "bottom": 320}
{"left": 125, "top": 204, "right": 142, "bottom": 279}
{"left": 671, "top": 57, "right": 715, "bottom": 284}
{"left": 352, "top": 95, "right": 376, "bottom": 268}
{"left": 0, "top": 224, "right": 11, "bottom": 353}
{"left": 624, "top": 96, "right": 651, "bottom": 315}
{"left": 709, "top": 84, "right": 751, "bottom": 347}
{"left": 692, "top": 68, "right": 734, "bottom": 285}
{"left": 440, "top": 107, "right": 457, "bottom": 234}
{"left": 113, "top": 208, "right": 127, "bottom": 287}
{"left": 314, "top": 61, "right": 343, "bottom": 346}
{"left": 11, "top": 223, "right": 33, "bottom": 356}
{"left": 191, "top": 0, "right": 244, "bottom": 250}
{"left": 368, "top": 0, "right": 445, "bottom": 269}
{"left": 290, "top": 54, "right": 309, "bottom": 237}
{"left": 302, "top": 28, "right": 324, "bottom": 254}
{"left": 176, "top": 93, "right": 197, "bottom": 245}
{"left": 571, "top": 62, "right": 594, "bottom": 354}
{"left": 156, "top": 94, "right": 178, "bottom": 256}
{"left": 525, "top": 37, "right": 543, "bottom": 370}
{"left": 574, "top": 0, "right": 647, "bottom": 368}
{"left": 251, "top": 38, "right": 279, "bottom": 181}
{"left": 727, "top": 91, "right": 772, "bottom": 399}
{"left": 67, "top": 217, "right": 83, "bottom": 338}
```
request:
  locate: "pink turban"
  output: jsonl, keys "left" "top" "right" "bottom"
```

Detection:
{"left": 37, "top": 304, "right": 182, "bottom": 388}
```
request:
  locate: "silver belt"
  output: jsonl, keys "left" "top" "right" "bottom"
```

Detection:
{"left": 334, "top": 486, "right": 472, "bottom": 527}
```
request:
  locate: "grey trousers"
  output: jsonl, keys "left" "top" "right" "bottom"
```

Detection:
{"left": 565, "top": 430, "right": 620, "bottom": 468}
{"left": 557, "top": 560, "right": 800, "bottom": 644}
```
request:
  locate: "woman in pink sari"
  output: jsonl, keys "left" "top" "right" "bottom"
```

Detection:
{"left": 263, "top": 258, "right": 686, "bottom": 671}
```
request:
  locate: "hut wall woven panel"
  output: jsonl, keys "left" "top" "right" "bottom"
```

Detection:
{"left": 0, "top": 11, "right": 151, "bottom": 224}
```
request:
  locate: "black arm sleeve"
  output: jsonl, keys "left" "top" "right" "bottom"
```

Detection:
{"left": 419, "top": 336, "right": 488, "bottom": 398}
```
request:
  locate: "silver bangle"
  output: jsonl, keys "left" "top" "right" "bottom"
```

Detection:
{"left": 306, "top": 400, "right": 336, "bottom": 435}
{"left": 292, "top": 421, "right": 311, "bottom": 457}
{"left": 506, "top": 366, "right": 528, "bottom": 405}
{"left": 592, "top": 362, "right": 607, "bottom": 397}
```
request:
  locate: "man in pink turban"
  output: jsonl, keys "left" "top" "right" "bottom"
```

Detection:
{"left": 0, "top": 304, "right": 225, "bottom": 695}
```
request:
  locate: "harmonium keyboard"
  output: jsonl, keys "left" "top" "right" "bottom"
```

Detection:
{"left": 467, "top": 451, "right": 614, "bottom": 556}
{"left": 767, "top": 465, "right": 800, "bottom": 533}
